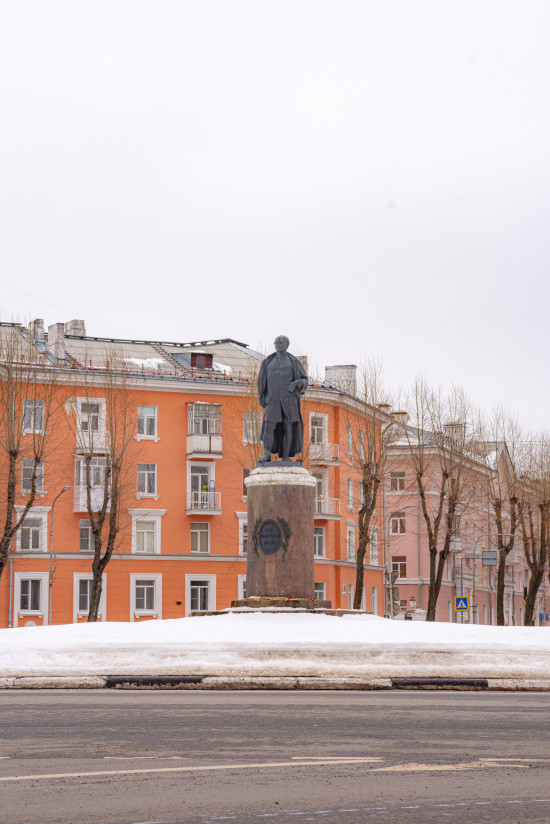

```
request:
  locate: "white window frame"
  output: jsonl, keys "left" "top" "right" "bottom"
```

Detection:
{"left": 346, "top": 522, "right": 355, "bottom": 560}
{"left": 79, "top": 518, "right": 93, "bottom": 553}
{"left": 347, "top": 478, "right": 354, "bottom": 510}
{"left": 390, "top": 513, "right": 406, "bottom": 535}
{"left": 21, "top": 459, "right": 45, "bottom": 495}
{"left": 14, "top": 506, "right": 50, "bottom": 553}
{"left": 389, "top": 472, "right": 406, "bottom": 493}
{"left": 78, "top": 455, "right": 108, "bottom": 487}
{"left": 242, "top": 411, "right": 262, "bottom": 444}
{"left": 137, "top": 463, "right": 158, "bottom": 499}
{"left": 314, "top": 526, "right": 325, "bottom": 558}
{"left": 346, "top": 425, "right": 353, "bottom": 458}
{"left": 136, "top": 405, "right": 159, "bottom": 441}
{"left": 392, "top": 556, "right": 407, "bottom": 578}
{"left": 236, "top": 512, "right": 247, "bottom": 555}
{"left": 23, "top": 399, "right": 45, "bottom": 434}
{"left": 314, "top": 582, "right": 326, "bottom": 601}
{"left": 14, "top": 571, "right": 49, "bottom": 626}
{"left": 371, "top": 586, "right": 378, "bottom": 615}
{"left": 188, "top": 403, "right": 221, "bottom": 436}
{"left": 128, "top": 509, "right": 166, "bottom": 554}
{"left": 185, "top": 573, "right": 216, "bottom": 616}
{"left": 190, "top": 521, "right": 210, "bottom": 554}
{"left": 130, "top": 573, "right": 162, "bottom": 620}
{"left": 76, "top": 398, "right": 107, "bottom": 449}
{"left": 311, "top": 468, "right": 329, "bottom": 501}
{"left": 187, "top": 461, "right": 216, "bottom": 500}
{"left": 369, "top": 527, "right": 379, "bottom": 565}
{"left": 73, "top": 573, "right": 107, "bottom": 622}
{"left": 238, "top": 574, "right": 247, "bottom": 600}
{"left": 309, "top": 413, "right": 328, "bottom": 445}
{"left": 358, "top": 430, "right": 365, "bottom": 462}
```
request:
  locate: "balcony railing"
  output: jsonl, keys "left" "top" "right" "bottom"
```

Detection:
{"left": 314, "top": 497, "right": 340, "bottom": 519}
{"left": 309, "top": 443, "right": 340, "bottom": 465}
{"left": 186, "top": 433, "right": 223, "bottom": 458}
{"left": 186, "top": 491, "right": 222, "bottom": 514}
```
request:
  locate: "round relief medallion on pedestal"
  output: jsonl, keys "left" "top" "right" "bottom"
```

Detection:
{"left": 258, "top": 519, "right": 283, "bottom": 555}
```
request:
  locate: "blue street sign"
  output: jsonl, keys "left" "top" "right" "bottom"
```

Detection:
{"left": 539, "top": 613, "right": 550, "bottom": 621}
{"left": 455, "top": 596, "right": 469, "bottom": 612}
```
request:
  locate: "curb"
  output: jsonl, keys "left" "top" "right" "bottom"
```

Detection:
{"left": 2, "top": 676, "right": 550, "bottom": 691}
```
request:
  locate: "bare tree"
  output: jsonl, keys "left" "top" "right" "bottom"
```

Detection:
{"left": 402, "top": 379, "right": 482, "bottom": 621}
{"left": 483, "top": 413, "right": 523, "bottom": 626}
{"left": 0, "top": 324, "right": 60, "bottom": 582}
{"left": 517, "top": 434, "right": 550, "bottom": 625}
{"left": 65, "top": 350, "right": 137, "bottom": 621}
{"left": 343, "top": 359, "right": 389, "bottom": 610}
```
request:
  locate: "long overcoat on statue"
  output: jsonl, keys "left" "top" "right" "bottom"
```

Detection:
{"left": 257, "top": 352, "right": 308, "bottom": 457}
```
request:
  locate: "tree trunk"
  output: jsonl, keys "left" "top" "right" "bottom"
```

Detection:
{"left": 426, "top": 547, "right": 438, "bottom": 621}
{"left": 353, "top": 536, "right": 367, "bottom": 610}
{"left": 524, "top": 567, "right": 544, "bottom": 625}
{"left": 87, "top": 571, "right": 103, "bottom": 622}
{"left": 496, "top": 550, "right": 507, "bottom": 625}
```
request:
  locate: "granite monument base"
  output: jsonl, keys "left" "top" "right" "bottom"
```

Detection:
{"left": 244, "top": 465, "right": 331, "bottom": 607}
{"left": 231, "top": 596, "right": 332, "bottom": 610}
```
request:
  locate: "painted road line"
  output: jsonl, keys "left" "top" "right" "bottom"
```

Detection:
{"left": 0, "top": 756, "right": 383, "bottom": 783}
{"left": 372, "top": 759, "right": 530, "bottom": 772}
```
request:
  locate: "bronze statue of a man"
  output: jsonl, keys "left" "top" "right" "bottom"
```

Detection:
{"left": 257, "top": 336, "right": 308, "bottom": 463}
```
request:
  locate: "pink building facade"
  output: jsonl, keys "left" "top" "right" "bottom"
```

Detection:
{"left": 383, "top": 435, "right": 549, "bottom": 625}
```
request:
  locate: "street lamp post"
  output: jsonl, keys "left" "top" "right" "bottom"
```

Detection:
{"left": 385, "top": 505, "right": 416, "bottom": 619}
{"left": 48, "top": 486, "right": 71, "bottom": 625}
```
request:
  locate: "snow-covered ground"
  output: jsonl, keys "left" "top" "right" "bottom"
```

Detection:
{"left": 1, "top": 612, "right": 549, "bottom": 679}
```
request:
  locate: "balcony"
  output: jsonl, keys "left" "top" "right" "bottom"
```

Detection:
{"left": 187, "top": 403, "right": 222, "bottom": 459}
{"left": 314, "top": 497, "right": 340, "bottom": 520}
{"left": 186, "top": 491, "right": 222, "bottom": 516}
{"left": 73, "top": 485, "right": 110, "bottom": 514}
{"left": 186, "top": 433, "right": 223, "bottom": 459}
{"left": 309, "top": 443, "right": 340, "bottom": 465}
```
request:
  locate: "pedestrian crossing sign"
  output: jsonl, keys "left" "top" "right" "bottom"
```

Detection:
{"left": 454, "top": 596, "right": 469, "bottom": 612}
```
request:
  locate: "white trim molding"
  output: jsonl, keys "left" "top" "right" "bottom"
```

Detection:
{"left": 73, "top": 573, "right": 107, "bottom": 622}
{"left": 128, "top": 509, "right": 167, "bottom": 554}
{"left": 185, "top": 573, "right": 216, "bottom": 616}
{"left": 14, "top": 571, "right": 49, "bottom": 627}
{"left": 130, "top": 573, "right": 162, "bottom": 621}
{"left": 236, "top": 511, "right": 247, "bottom": 555}
{"left": 14, "top": 505, "right": 51, "bottom": 553}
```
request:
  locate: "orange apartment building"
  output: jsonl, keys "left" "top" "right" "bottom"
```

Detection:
{"left": 0, "top": 320, "right": 387, "bottom": 628}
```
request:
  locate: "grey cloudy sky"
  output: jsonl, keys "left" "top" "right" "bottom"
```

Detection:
{"left": 0, "top": 2, "right": 548, "bottom": 428}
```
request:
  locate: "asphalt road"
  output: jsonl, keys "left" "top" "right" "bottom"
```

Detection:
{"left": 1, "top": 690, "right": 550, "bottom": 824}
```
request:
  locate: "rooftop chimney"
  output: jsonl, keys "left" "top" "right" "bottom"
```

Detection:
{"left": 47, "top": 323, "right": 66, "bottom": 361}
{"left": 391, "top": 411, "right": 410, "bottom": 425}
{"left": 28, "top": 318, "right": 45, "bottom": 342}
{"left": 297, "top": 355, "right": 308, "bottom": 373}
{"left": 324, "top": 364, "right": 357, "bottom": 395}
{"left": 65, "top": 319, "right": 86, "bottom": 337}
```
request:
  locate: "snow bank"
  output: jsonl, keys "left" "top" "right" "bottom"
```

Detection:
{"left": 1, "top": 613, "right": 549, "bottom": 678}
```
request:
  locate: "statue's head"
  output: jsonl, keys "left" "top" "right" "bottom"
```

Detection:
{"left": 274, "top": 335, "right": 289, "bottom": 354}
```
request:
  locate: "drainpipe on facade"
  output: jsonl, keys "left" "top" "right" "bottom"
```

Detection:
{"left": 381, "top": 437, "right": 387, "bottom": 618}
{"left": 417, "top": 488, "right": 421, "bottom": 608}
{"left": 8, "top": 554, "right": 13, "bottom": 628}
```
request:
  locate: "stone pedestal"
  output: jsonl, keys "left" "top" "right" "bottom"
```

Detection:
{"left": 244, "top": 466, "right": 317, "bottom": 600}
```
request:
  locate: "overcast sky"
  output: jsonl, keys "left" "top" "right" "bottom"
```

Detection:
{"left": 0, "top": 2, "right": 548, "bottom": 428}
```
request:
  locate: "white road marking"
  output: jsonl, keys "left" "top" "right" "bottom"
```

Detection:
{"left": 372, "top": 760, "right": 530, "bottom": 773}
{"left": 0, "top": 756, "right": 382, "bottom": 783}
{"left": 104, "top": 756, "right": 188, "bottom": 760}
